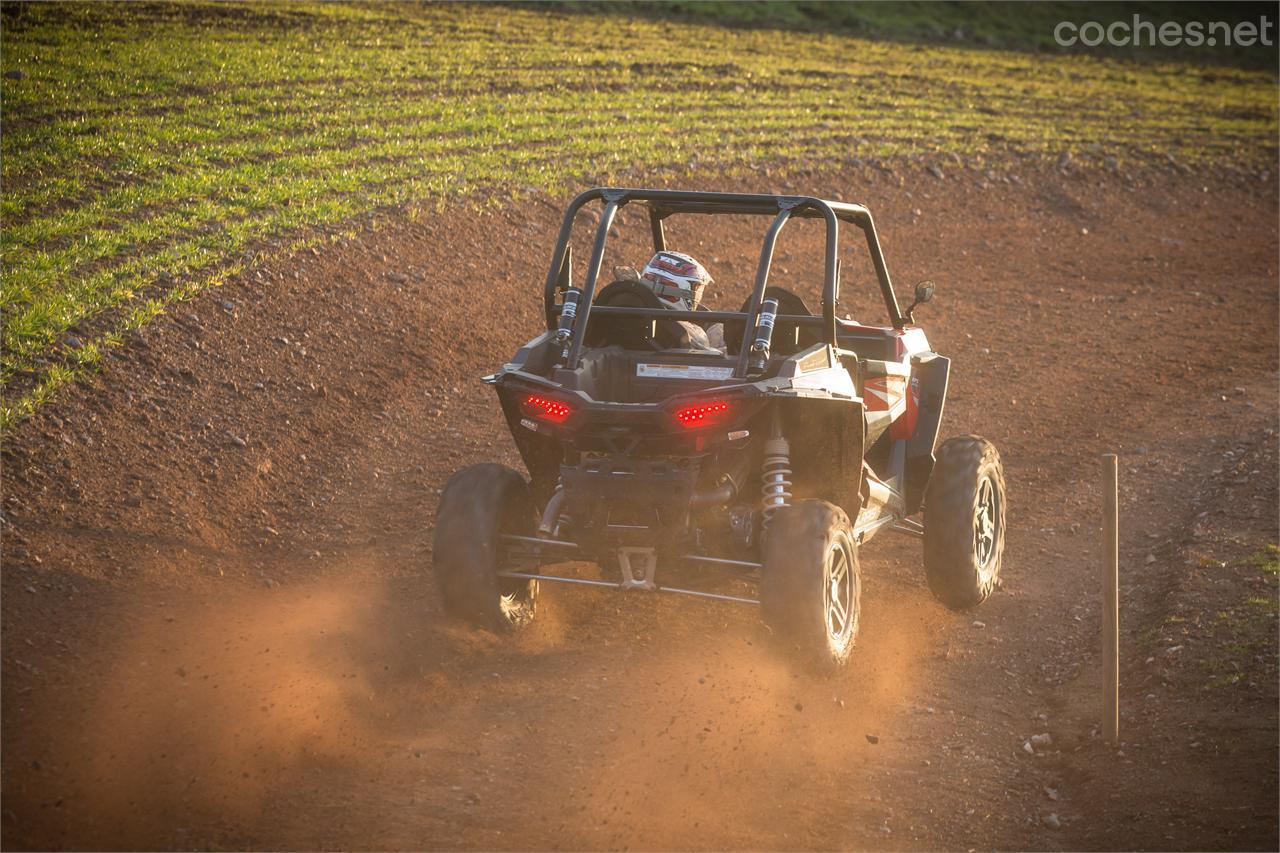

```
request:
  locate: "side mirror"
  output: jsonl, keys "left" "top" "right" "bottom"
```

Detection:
{"left": 905, "top": 280, "right": 935, "bottom": 323}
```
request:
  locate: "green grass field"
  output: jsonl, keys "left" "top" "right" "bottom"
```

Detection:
{"left": 1, "top": 2, "right": 1275, "bottom": 430}
{"left": 554, "top": 1, "right": 1280, "bottom": 67}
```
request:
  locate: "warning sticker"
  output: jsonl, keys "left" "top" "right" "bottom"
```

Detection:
{"left": 636, "top": 363, "right": 735, "bottom": 381}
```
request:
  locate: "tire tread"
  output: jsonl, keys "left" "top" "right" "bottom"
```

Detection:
{"left": 922, "top": 435, "right": 1005, "bottom": 609}
{"left": 761, "top": 499, "right": 860, "bottom": 669}
{"left": 433, "top": 463, "right": 537, "bottom": 631}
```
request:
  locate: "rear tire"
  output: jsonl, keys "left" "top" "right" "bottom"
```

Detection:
{"left": 761, "top": 500, "right": 861, "bottom": 669}
{"left": 433, "top": 464, "right": 538, "bottom": 631}
{"left": 923, "top": 435, "right": 1006, "bottom": 609}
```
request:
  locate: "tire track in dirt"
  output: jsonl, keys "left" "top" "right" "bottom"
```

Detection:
{"left": 2, "top": 168, "right": 1275, "bottom": 850}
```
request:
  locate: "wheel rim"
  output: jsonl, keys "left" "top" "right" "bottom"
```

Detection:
{"left": 823, "top": 541, "right": 855, "bottom": 643}
{"left": 497, "top": 552, "right": 538, "bottom": 604}
{"left": 497, "top": 506, "right": 537, "bottom": 608}
{"left": 974, "top": 476, "right": 999, "bottom": 569}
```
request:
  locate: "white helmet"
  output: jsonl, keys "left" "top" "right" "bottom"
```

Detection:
{"left": 640, "top": 251, "right": 713, "bottom": 312}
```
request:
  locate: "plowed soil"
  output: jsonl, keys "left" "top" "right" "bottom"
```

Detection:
{"left": 3, "top": 166, "right": 1277, "bottom": 851}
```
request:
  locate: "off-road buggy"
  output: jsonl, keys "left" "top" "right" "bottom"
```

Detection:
{"left": 434, "top": 188, "right": 1005, "bottom": 667}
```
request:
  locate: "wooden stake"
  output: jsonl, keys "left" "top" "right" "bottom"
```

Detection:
{"left": 1102, "top": 453, "right": 1119, "bottom": 744}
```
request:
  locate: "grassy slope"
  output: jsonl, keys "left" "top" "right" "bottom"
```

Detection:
{"left": 1, "top": 1, "right": 1275, "bottom": 430}
{"left": 549, "top": 1, "right": 1280, "bottom": 67}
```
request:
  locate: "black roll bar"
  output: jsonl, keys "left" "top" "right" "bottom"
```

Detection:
{"left": 648, "top": 207, "right": 666, "bottom": 252}
{"left": 561, "top": 198, "right": 619, "bottom": 369}
{"left": 733, "top": 206, "right": 792, "bottom": 377}
{"left": 541, "top": 188, "right": 906, "bottom": 374}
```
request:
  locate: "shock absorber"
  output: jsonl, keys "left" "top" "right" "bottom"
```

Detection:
{"left": 760, "top": 434, "right": 793, "bottom": 532}
{"left": 554, "top": 287, "right": 582, "bottom": 364}
{"left": 748, "top": 297, "right": 779, "bottom": 375}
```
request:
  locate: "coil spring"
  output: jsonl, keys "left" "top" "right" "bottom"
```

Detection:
{"left": 760, "top": 439, "right": 793, "bottom": 531}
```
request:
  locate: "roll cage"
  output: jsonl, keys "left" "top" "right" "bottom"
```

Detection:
{"left": 541, "top": 187, "right": 907, "bottom": 378}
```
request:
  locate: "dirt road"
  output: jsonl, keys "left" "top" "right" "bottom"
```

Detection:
{"left": 3, "top": 167, "right": 1277, "bottom": 851}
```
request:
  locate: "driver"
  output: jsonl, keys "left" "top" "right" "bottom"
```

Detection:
{"left": 632, "top": 251, "right": 724, "bottom": 351}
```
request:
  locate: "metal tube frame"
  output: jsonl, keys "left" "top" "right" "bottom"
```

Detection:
{"left": 891, "top": 518, "right": 925, "bottom": 538}
{"left": 497, "top": 570, "right": 760, "bottom": 606}
{"left": 734, "top": 208, "right": 791, "bottom": 378}
{"left": 498, "top": 534, "right": 763, "bottom": 605}
{"left": 541, "top": 188, "right": 907, "bottom": 373}
{"left": 499, "top": 534, "right": 761, "bottom": 570}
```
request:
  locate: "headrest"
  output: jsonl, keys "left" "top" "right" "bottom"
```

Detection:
{"left": 582, "top": 280, "right": 692, "bottom": 350}
{"left": 723, "top": 286, "right": 820, "bottom": 355}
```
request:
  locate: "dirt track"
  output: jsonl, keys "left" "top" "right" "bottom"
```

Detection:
{"left": 2, "top": 167, "right": 1277, "bottom": 851}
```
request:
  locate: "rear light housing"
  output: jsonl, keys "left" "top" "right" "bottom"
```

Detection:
{"left": 522, "top": 394, "right": 573, "bottom": 423}
{"left": 673, "top": 399, "right": 732, "bottom": 429}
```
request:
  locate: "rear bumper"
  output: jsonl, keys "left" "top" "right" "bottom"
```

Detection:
{"left": 560, "top": 454, "right": 702, "bottom": 544}
{"left": 494, "top": 372, "right": 765, "bottom": 455}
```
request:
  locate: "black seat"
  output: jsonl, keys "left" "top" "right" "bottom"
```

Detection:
{"left": 583, "top": 280, "right": 693, "bottom": 350}
{"left": 723, "top": 286, "right": 822, "bottom": 356}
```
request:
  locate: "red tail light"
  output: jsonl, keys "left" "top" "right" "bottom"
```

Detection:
{"left": 673, "top": 399, "right": 731, "bottom": 428}
{"left": 522, "top": 394, "right": 572, "bottom": 423}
